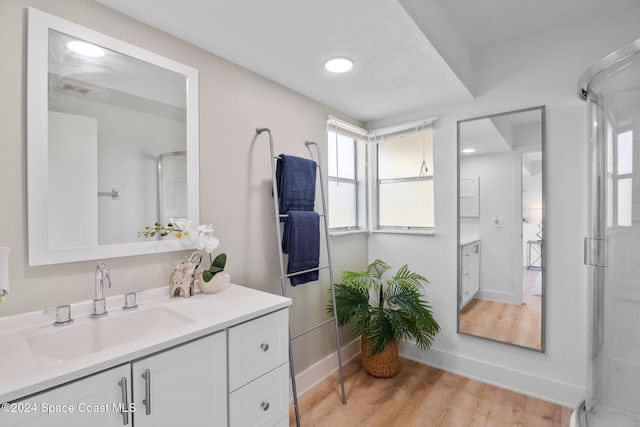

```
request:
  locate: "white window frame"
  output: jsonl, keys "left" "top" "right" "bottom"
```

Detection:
{"left": 327, "top": 117, "right": 368, "bottom": 234}
{"left": 369, "top": 118, "right": 436, "bottom": 234}
{"left": 611, "top": 128, "right": 633, "bottom": 228}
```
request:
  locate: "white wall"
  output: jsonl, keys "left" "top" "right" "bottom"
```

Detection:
{"left": 460, "top": 150, "right": 522, "bottom": 304}
{"left": 48, "top": 111, "right": 98, "bottom": 249}
{"left": 368, "top": 6, "right": 640, "bottom": 407}
{"left": 0, "top": 0, "right": 364, "bottom": 375}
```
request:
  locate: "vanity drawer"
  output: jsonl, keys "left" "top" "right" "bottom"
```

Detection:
{"left": 228, "top": 363, "right": 289, "bottom": 427}
{"left": 228, "top": 309, "right": 288, "bottom": 391}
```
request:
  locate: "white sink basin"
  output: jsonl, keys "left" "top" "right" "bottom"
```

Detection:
{"left": 26, "top": 307, "right": 194, "bottom": 364}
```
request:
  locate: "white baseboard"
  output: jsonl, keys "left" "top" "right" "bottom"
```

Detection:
{"left": 476, "top": 289, "right": 520, "bottom": 305}
{"left": 400, "top": 344, "right": 584, "bottom": 408}
{"left": 290, "top": 338, "right": 360, "bottom": 399}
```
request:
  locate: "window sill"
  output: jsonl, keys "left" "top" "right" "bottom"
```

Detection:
{"left": 328, "top": 229, "right": 437, "bottom": 237}
{"left": 329, "top": 229, "right": 369, "bottom": 237}
{"left": 370, "top": 229, "right": 436, "bottom": 236}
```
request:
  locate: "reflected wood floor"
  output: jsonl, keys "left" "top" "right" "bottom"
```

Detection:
{"left": 459, "top": 269, "right": 542, "bottom": 349}
{"left": 290, "top": 356, "right": 571, "bottom": 427}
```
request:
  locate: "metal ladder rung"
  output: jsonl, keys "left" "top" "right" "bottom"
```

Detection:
{"left": 278, "top": 213, "right": 326, "bottom": 219}
{"left": 281, "top": 264, "right": 330, "bottom": 279}
{"left": 291, "top": 317, "right": 335, "bottom": 340}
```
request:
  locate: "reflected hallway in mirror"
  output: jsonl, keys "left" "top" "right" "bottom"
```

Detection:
{"left": 457, "top": 106, "right": 545, "bottom": 351}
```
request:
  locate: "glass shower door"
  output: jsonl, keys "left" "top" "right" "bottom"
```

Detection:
{"left": 158, "top": 151, "right": 187, "bottom": 226}
{"left": 579, "top": 40, "right": 640, "bottom": 426}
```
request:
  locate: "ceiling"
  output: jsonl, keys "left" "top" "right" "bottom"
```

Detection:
{"left": 95, "top": 0, "right": 640, "bottom": 124}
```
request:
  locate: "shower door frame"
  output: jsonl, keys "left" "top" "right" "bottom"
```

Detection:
{"left": 577, "top": 38, "right": 640, "bottom": 426}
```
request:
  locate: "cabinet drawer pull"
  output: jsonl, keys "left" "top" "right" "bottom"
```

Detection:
{"left": 142, "top": 369, "right": 151, "bottom": 415}
{"left": 261, "top": 401, "right": 270, "bottom": 411}
{"left": 260, "top": 343, "right": 269, "bottom": 352}
{"left": 118, "top": 377, "right": 130, "bottom": 425}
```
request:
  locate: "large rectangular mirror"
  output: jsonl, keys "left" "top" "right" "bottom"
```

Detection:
{"left": 27, "top": 8, "right": 199, "bottom": 266}
{"left": 457, "top": 106, "right": 545, "bottom": 351}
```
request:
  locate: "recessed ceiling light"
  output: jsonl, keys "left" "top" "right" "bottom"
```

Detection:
{"left": 325, "top": 57, "right": 354, "bottom": 73}
{"left": 67, "top": 41, "right": 105, "bottom": 58}
{"left": 462, "top": 148, "right": 476, "bottom": 154}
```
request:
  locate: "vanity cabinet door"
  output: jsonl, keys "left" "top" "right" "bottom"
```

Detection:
{"left": 460, "top": 242, "right": 480, "bottom": 308}
{"left": 132, "top": 331, "right": 227, "bottom": 427}
{"left": 0, "top": 364, "right": 131, "bottom": 427}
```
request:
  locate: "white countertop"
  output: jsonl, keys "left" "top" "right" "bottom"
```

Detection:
{"left": 460, "top": 235, "right": 480, "bottom": 246}
{"left": 0, "top": 284, "right": 291, "bottom": 403}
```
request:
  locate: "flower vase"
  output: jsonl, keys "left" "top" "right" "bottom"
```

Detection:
{"left": 196, "top": 270, "right": 230, "bottom": 294}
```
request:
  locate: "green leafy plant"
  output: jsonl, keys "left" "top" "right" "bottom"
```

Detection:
{"left": 328, "top": 259, "right": 440, "bottom": 356}
{"left": 202, "top": 253, "right": 227, "bottom": 282}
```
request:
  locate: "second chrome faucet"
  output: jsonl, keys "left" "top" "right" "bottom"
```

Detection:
{"left": 92, "top": 262, "right": 111, "bottom": 318}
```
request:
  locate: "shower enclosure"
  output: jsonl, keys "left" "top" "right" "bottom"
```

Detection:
{"left": 157, "top": 151, "right": 188, "bottom": 227}
{"left": 576, "top": 39, "right": 640, "bottom": 426}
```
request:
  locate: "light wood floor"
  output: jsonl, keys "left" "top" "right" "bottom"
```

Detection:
{"left": 459, "top": 270, "right": 542, "bottom": 349}
{"left": 290, "top": 356, "right": 571, "bottom": 427}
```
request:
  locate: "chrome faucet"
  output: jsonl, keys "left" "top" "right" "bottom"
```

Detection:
{"left": 91, "top": 262, "right": 111, "bottom": 318}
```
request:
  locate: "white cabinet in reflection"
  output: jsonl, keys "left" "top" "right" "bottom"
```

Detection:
{"left": 460, "top": 240, "right": 480, "bottom": 308}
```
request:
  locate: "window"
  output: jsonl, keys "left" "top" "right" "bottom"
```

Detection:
{"left": 327, "top": 118, "right": 367, "bottom": 231}
{"left": 326, "top": 117, "right": 436, "bottom": 233}
{"left": 617, "top": 130, "right": 633, "bottom": 227}
{"left": 372, "top": 122, "right": 435, "bottom": 230}
{"left": 606, "top": 127, "right": 633, "bottom": 228}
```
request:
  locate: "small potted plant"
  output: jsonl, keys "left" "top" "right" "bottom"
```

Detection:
{"left": 328, "top": 259, "right": 440, "bottom": 377}
{"left": 197, "top": 252, "right": 229, "bottom": 294}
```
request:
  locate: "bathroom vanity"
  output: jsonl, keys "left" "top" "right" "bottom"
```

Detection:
{"left": 459, "top": 238, "right": 480, "bottom": 309}
{"left": 0, "top": 285, "right": 291, "bottom": 427}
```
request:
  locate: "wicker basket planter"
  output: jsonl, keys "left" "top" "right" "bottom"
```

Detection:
{"left": 329, "top": 259, "right": 440, "bottom": 380}
{"left": 361, "top": 339, "right": 399, "bottom": 378}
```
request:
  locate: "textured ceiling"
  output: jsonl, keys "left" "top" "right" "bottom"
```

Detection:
{"left": 95, "top": 0, "right": 640, "bottom": 124}
{"left": 436, "top": 0, "right": 640, "bottom": 50}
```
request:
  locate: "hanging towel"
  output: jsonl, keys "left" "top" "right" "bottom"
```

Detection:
{"left": 285, "top": 211, "right": 320, "bottom": 286}
{"left": 276, "top": 154, "right": 317, "bottom": 214}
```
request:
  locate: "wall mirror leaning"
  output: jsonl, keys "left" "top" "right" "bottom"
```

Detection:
{"left": 457, "top": 106, "right": 545, "bottom": 352}
{"left": 27, "top": 8, "right": 200, "bottom": 266}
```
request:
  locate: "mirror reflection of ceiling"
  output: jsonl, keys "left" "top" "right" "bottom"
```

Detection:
{"left": 459, "top": 110, "right": 542, "bottom": 155}
{"left": 48, "top": 30, "right": 186, "bottom": 121}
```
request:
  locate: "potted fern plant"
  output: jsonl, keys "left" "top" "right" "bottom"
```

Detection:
{"left": 328, "top": 259, "right": 440, "bottom": 377}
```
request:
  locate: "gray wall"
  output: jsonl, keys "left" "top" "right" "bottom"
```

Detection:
{"left": 0, "top": 0, "right": 365, "bottom": 373}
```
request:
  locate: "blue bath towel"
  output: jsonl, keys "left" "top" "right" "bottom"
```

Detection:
{"left": 276, "top": 154, "right": 317, "bottom": 214}
{"left": 285, "top": 211, "right": 320, "bottom": 286}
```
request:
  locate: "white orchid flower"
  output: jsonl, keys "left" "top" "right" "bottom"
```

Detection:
{"left": 198, "top": 224, "right": 214, "bottom": 235}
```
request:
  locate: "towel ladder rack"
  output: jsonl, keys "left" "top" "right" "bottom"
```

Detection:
{"left": 256, "top": 127, "right": 346, "bottom": 427}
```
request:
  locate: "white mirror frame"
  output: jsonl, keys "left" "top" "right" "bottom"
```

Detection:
{"left": 27, "top": 8, "right": 200, "bottom": 266}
